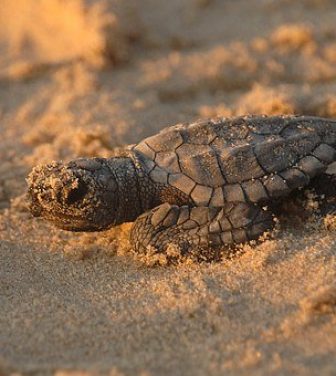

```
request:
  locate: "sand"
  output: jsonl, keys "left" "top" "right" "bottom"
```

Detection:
{"left": 0, "top": 0, "right": 336, "bottom": 375}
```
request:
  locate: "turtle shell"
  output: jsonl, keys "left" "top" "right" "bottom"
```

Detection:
{"left": 133, "top": 115, "right": 336, "bottom": 206}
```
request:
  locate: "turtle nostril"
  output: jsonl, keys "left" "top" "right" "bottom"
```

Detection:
{"left": 66, "top": 182, "right": 88, "bottom": 205}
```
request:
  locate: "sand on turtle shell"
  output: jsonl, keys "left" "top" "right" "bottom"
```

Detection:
{"left": 0, "top": 0, "right": 336, "bottom": 375}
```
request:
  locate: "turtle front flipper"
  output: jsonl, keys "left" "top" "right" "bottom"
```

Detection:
{"left": 130, "top": 202, "right": 274, "bottom": 263}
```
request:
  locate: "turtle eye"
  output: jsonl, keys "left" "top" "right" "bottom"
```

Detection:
{"left": 66, "top": 182, "right": 88, "bottom": 205}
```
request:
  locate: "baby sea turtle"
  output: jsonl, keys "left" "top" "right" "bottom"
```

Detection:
{"left": 28, "top": 115, "right": 336, "bottom": 261}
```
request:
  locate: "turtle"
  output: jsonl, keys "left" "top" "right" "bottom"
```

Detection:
{"left": 27, "top": 115, "right": 336, "bottom": 262}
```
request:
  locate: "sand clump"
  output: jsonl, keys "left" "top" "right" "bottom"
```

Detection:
{"left": 300, "top": 285, "right": 336, "bottom": 316}
{"left": 270, "top": 24, "right": 315, "bottom": 51}
{"left": 0, "top": 0, "right": 336, "bottom": 375}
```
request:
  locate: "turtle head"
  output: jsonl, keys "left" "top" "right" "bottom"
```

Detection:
{"left": 27, "top": 158, "right": 119, "bottom": 231}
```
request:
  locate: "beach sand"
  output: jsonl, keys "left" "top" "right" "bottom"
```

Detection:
{"left": 0, "top": 0, "right": 336, "bottom": 374}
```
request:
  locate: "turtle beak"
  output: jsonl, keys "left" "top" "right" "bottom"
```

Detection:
{"left": 30, "top": 196, "right": 43, "bottom": 217}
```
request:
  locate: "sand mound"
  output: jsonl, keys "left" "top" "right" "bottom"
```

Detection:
{"left": 0, "top": 0, "right": 140, "bottom": 79}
